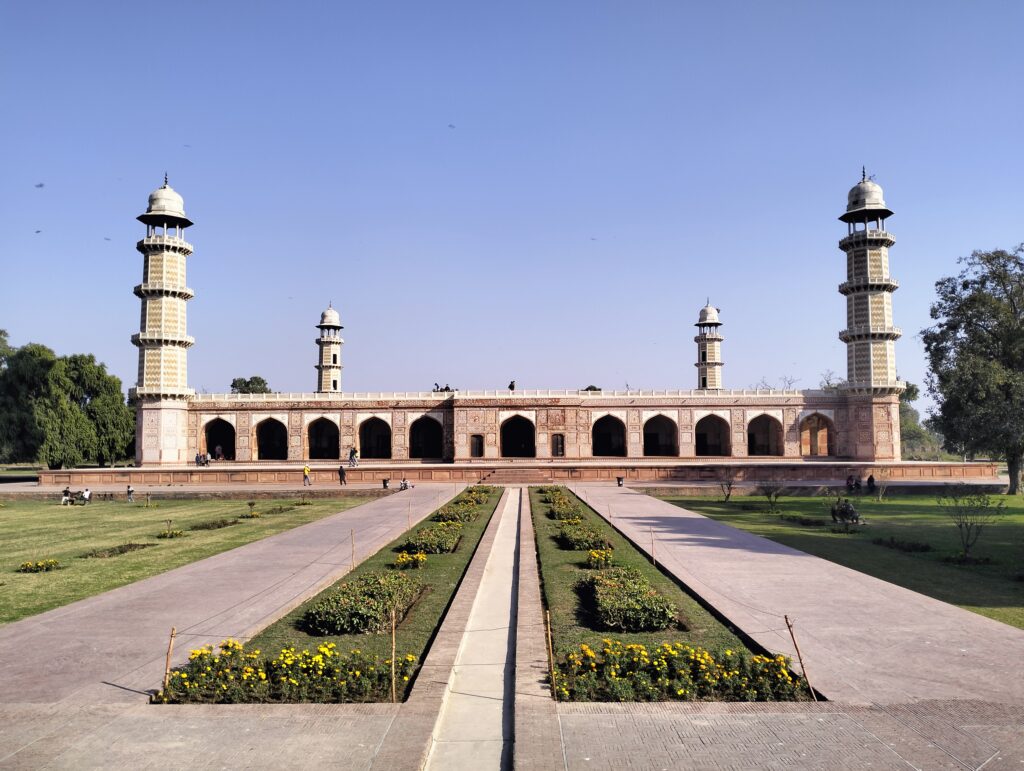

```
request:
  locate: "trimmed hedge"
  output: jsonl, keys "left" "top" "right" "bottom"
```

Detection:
{"left": 586, "top": 567, "right": 677, "bottom": 632}
{"left": 402, "top": 522, "right": 463, "bottom": 554}
{"left": 558, "top": 521, "right": 610, "bottom": 551}
{"left": 302, "top": 571, "right": 422, "bottom": 635}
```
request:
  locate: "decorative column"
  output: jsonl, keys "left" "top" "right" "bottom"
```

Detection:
{"left": 130, "top": 176, "right": 195, "bottom": 465}
{"left": 837, "top": 170, "right": 905, "bottom": 460}
{"left": 315, "top": 305, "right": 344, "bottom": 393}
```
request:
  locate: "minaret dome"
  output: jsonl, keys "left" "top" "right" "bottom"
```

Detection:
{"left": 315, "top": 303, "right": 344, "bottom": 393}
{"left": 694, "top": 301, "right": 724, "bottom": 390}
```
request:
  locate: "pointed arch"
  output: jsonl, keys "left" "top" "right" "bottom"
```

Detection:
{"left": 643, "top": 415, "right": 678, "bottom": 457}
{"left": 203, "top": 418, "right": 235, "bottom": 460}
{"left": 409, "top": 416, "right": 443, "bottom": 459}
{"left": 800, "top": 412, "right": 836, "bottom": 457}
{"left": 500, "top": 415, "right": 536, "bottom": 457}
{"left": 359, "top": 417, "right": 392, "bottom": 459}
{"left": 695, "top": 415, "right": 731, "bottom": 456}
{"left": 592, "top": 415, "right": 626, "bottom": 457}
{"left": 308, "top": 418, "right": 340, "bottom": 460}
{"left": 255, "top": 418, "right": 288, "bottom": 461}
{"left": 747, "top": 414, "right": 784, "bottom": 456}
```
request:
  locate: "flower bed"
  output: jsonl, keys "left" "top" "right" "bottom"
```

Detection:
{"left": 586, "top": 567, "right": 677, "bottom": 632}
{"left": 556, "top": 640, "right": 806, "bottom": 702}
{"left": 431, "top": 486, "right": 495, "bottom": 522}
{"left": 558, "top": 521, "right": 610, "bottom": 550}
{"left": 80, "top": 543, "right": 155, "bottom": 558}
{"left": 302, "top": 570, "right": 422, "bottom": 635}
{"left": 155, "top": 639, "right": 416, "bottom": 704}
{"left": 402, "top": 521, "right": 463, "bottom": 553}
{"left": 18, "top": 559, "right": 60, "bottom": 573}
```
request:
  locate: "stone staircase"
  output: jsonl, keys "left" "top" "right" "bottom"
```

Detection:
{"left": 478, "top": 467, "right": 553, "bottom": 485}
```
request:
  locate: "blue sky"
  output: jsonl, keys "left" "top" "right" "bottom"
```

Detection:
{"left": 2, "top": 2, "right": 1022, "bottom": 407}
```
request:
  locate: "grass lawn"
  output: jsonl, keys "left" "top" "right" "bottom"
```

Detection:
{"left": 661, "top": 494, "right": 1024, "bottom": 630}
{"left": 249, "top": 487, "right": 502, "bottom": 696}
{"left": 0, "top": 497, "right": 371, "bottom": 624}
{"left": 528, "top": 487, "right": 746, "bottom": 657}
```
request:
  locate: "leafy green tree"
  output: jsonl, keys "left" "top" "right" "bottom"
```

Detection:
{"left": 922, "top": 246, "right": 1024, "bottom": 493}
{"left": 898, "top": 382, "right": 942, "bottom": 460}
{"left": 230, "top": 376, "right": 272, "bottom": 394}
{"left": 64, "top": 354, "right": 134, "bottom": 466}
{"left": 0, "top": 329, "right": 13, "bottom": 368}
{"left": 36, "top": 393, "right": 97, "bottom": 470}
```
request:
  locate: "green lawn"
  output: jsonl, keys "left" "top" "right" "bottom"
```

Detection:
{"left": 528, "top": 487, "right": 746, "bottom": 657}
{"left": 249, "top": 488, "right": 502, "bottom": 695}
{"left": 659, "top": 494, "right": 1024, "bottom": 630}
{"left": 0, "top": 497, "right": 371, "bottom": 624}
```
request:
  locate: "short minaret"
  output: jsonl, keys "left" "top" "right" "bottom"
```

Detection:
{"left": 837, "top": 170, "right": 903, "bottom": 395}
{"left": 130, "top": 176, "right": 195, "bottom": 464}
{"left": 694, "top": 302, "right": 723, "bottom": 389}
{"left": 315, "top": 304, "right": 344, "bottom": 393}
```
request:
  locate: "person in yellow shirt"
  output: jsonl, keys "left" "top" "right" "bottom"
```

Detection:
{"left": 303, "top": 465, "right": 312, "bottom": 486}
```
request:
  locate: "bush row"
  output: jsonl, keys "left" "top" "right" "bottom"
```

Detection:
{"left": 403, "top": 521, "right": 463, "bottom": 553}
{"left": 558, "top": 521, "right": 610, "bottom": 551}
{"left": 155, "top": 639, "right": 416, "bottom": 704}
{"left": 556, "top": 640, "right": 807, "bottom": 702}
{"left": 431, "top": 486, "right": 495, "bottom": 523}
{"left": 586, "top": 567, "right": 677, "bottom": 632}
{"left": 544, "top": 488, "right": 584, "bottom": 520}
{"left": 302, "top": 570, "right": 422, "bottom": 635}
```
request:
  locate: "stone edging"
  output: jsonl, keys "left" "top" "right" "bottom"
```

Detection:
{"left": 370, "top": 488, "right": 510, "bottom": 770}
{"left": 513, "top": 488, "right": 566, "bottom": 770}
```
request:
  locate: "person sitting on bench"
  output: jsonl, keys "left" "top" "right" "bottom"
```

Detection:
{"left": 60, "top": 487, "right": 72, "bottom": 505}
{"left": 79, "top": 488, "right": 92, "bottom": 505}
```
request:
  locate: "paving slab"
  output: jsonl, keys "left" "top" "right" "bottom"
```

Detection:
{"left": 570, "top": 484, "right": 1024, "bottom": 706}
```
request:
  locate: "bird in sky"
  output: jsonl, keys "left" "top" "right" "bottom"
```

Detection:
{"left": 34, "top": 230, "right": 41, "bottom": 234}
{"left": 103, "top": 237, "right": 111, "bottom": 241}
{"left": 448, "top": 124, "right": 456, "bottom": 129}
{"left": 34, "top": 183, "right": 44, "bottom": 188}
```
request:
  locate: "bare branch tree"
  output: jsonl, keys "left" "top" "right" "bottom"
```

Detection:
{"left": 936, "top": 484, "right": 1005, "bottom": 560}
{"left": 716, "top": 466, "right": 738, "bottom": 502}
{"left": 755, "top": 479, "right": 788, "bottom": 514}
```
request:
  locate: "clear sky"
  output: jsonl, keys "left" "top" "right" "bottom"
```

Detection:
{"left": 2, "top": 2, "right": 1022, "bottom": 405}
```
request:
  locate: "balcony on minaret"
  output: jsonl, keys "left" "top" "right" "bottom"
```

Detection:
{"left": 838, "top": 228, "right": 895, "bottom": 250}
{"left": 838, "top": 277, "right": 899, "bottom": 295}
{"left": 838, "top": 325, "right": 902, "bottom": 343}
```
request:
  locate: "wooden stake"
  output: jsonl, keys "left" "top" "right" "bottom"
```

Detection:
{"left": 391, "top": 607, "right": 398, "bottom": 704}
{"left": 350, "top": 529, "right": 355, "bottom": 568}
{"left": 162, "top": 626, "right": 177, "bottom": 693}
{"left": 545, "top": 609, "right": 557, "bottom": 699}
{"left": 650, "top": 526, "right": 656, "bottom": 568}
{"left": 407, "top": 499, "right": 412, "bottom": 529}
{"left": 784, "top": 614, "right": 817, "bottom": 702}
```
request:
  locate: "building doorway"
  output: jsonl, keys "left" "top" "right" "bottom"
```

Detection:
{"left": 308, "top": 418, "right": 339, "bottom": 460}
{"left": 500, "top": 416, "right": 536, "bottom": 458}
{"left": 747, "top": 415, "right": 784, "bottom": 456}
{"left": 592, "top": 415, "right": 626, "bottom": 457}
{"left": 643, "top": 415, "right": 678, "bottom": 456}
{"left": 695, "top": 415, "right": 730, "bottom": 456}
{"left": 470, "top": 434, "right": 484, "bottom": 458}
{"left": 359, "top": 418, "right": 392, "bottom": 459}
{"left": 410, "top": 417, "right": 443, "bottom": 459}
{"left": 800, "top": 413, "right": 835, "bottom": 457}
{"left": 204, "top": 418, "right": 235, "bottom": 460}
{"left": 256, "top": 419, "right": 288, "bottom": 461}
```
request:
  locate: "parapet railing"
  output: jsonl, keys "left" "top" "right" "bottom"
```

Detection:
{"left": 190, "top": 388, "right": 831, "bottom": 402}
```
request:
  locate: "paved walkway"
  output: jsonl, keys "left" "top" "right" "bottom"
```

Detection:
{"left": 0, "top": 485, "right": 459, "bottom": 708}
{"left": 425, "top": 489, "right": 518, "bottom": 770}
{"left": 570, "top": 484, "right": 1024, "bottom": 706}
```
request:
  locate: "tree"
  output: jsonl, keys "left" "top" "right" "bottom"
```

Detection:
{"left": 936, "top": 484, "right": 1005, "bottom": 560}
{"left": 64, "top": 354, "right": 134, "bottom": 466}
{"left": 922, "top": 246, "right": 1024, "bottom": 493}
{"left": 0, "top": 329, "right": 13, "bottom": 368}
{"left": 231, "top": 376, "right": 272, "bottom": 394}
{"left": 818, "top": 370, "right": 847, "bottom": 391}
{"left": 898, "top": 381, "right": 942, "bottom": 460}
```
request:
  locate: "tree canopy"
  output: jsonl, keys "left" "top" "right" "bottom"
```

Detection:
{"left": 922, "top": 245, "right": 1024, "bottom": 493}
{"left": 231, "top": 376, "right": 272, "bottom": 394}
{"left": 898, "top": 381, "right": 943, "bottom": 460}
{"left": 0, "top": 340, "right": 133, "bottom": 469}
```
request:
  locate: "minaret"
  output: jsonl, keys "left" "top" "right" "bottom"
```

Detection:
{"left": 130, "top": 176, "right": 195, "bottom": 464}
{"left": 315, "top": 304, "right": 344, "bottom": 393}
{"left": 837, "top": 170, "right": 903, "bottom": 395}
{"left": 694, "top": 301, "right": 723, "bottom": 389}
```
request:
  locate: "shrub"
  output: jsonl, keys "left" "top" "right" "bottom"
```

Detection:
{"left": 556, "top": 640, "right": 806, "bottom": 702}
{"left": 779, "top": 514, "right": 825, "bottom": 528}
{"left": 585, "top": 567, "right": 677, "bottom": 632}
{"left": 558, "top": 522, "right": 609, "bottom": 551}
{"left": 403, "top": 522, "right": 462, "bottom": 554}
{"left": 239, "top": 511, "right": 262, "bottom": 519}
{"left": 303, "top": 570, "right": 422, "bottom": 635}
{"left": 264, "top": 505, "right": 295, "bottom": 515}
{"left": 80, "top": 543, "right": 155, "bottom": 558}
{"left": 156, "top": 530, "right": 186, "bottom": 539}
{"left": 586, "top": 549, "right": 614, "bottom": 569}
{"left": 871, "top": 536, "right": 931, "bottom": 553}
{"left": 154, "top": 638, "right": 417, "bottom": 704}
{"left": 433, "top": 502, "right": 478, "bottom": 523}
{"left": 189, "top": 519, "right": 239, "bottom": 531}
{"left": 395, "top": 551, "right": 427, "bottom": 569}
{"left": 18, "top": 559, "right": 61, "bottom": 573}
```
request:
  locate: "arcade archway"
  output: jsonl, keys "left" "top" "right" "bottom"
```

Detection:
{"left": 643, "top": 415, "right": 678, "bottom": 457}
{"left": 747, "top": 414, "right": 784, "bottom": 456}
{"left": 409, "top": 417, "right": 443, "bottom": 459}
{"left": 695, "top": 415, "right": 730, "bottom": 456}
{"left": 500, "top": 416, "right": 536, "bottom": 457}
{"left": 256, "top": 418, "right": 288, "bottom": 461}
{"left": 799, "top": 413, "right": 835, "bottom": 457}
{"left": 204, "top": 418, "right": 235, "bottom": 460}
{"left": 359, "top": 418, "right": 392, "bottom": 459}
{"left": 308, "top": 418, "right": 339, "bottom": 460}
{"left": 592, "top": 415, "right": 626, "bottom": 457}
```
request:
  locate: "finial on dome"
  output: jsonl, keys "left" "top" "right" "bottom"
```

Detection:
{"left": 164, "top": 172, "right": 169, "bottom": 187}
{"left": 861, "top": 166, "right": 866, "bottom": 183}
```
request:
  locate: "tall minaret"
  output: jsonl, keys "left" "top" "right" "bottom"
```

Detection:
{"left": 131, "top": 176, "right": 195, "bottom": 464}
{"left": 837, "top": 170, "right": 903, "bottom": 394}
{"left": 694, "top": 302, "right": 723, "bottom": 389}
{"left": 315, "top": 304, "right": 344, "bottom": 393}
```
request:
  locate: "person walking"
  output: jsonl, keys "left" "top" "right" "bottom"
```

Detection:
{"left": 303, "top": 464, "right": 312, "bottom": 486}
{"left": 126, "top": 484, "right": 135, "bottom": 503}
{"left": 338, "top": 464, "right": 347, "bottom": 486}
{"left": 348, "top": 447, "right": 359, "bottom": 467}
